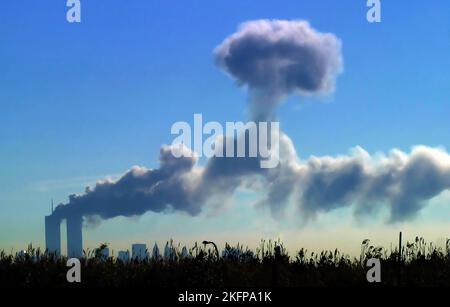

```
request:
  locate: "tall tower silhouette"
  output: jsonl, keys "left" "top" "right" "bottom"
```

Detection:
{"left": 67, "top": 215, "right": 83, "bottom": 258}
{"left": 45, "top": 214, "right": 61, "bottom": 256}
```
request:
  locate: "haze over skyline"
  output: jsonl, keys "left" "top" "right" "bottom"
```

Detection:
{"left": 1, "top": 0, "right": 450, "bottom": 256}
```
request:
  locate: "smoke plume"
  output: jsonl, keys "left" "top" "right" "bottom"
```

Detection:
{"left": 52, "top": 19, "right": 450, "bottom": 226}
{"left": 214, "top": 19, "right": 342, "bottom": 119}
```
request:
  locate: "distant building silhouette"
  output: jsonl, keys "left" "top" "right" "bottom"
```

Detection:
{"left": 117, "top": 250, "right": 130, "bottom": 262}
{"left": 45, "top": 215, "right": 61, "bottom": 256}
{"left": 94, "top": 246, "right": 109, "bottom": 261}
{"left": 102, "top": 247, "right": 110, "bottom": 258}
{"left": 45, "top": 211, "right": 83, "bottom": 258}
{"left": 132, "top": 243, "right": 148, "bottom": 261}
{"left": 67, "top": 215, "right": 83, "bottom": 258}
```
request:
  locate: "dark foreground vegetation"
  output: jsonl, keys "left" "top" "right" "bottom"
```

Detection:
{"left": 2, "top": 238, "right": 450, "bottom": 287}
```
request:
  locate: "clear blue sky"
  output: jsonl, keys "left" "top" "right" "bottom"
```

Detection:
{"left": 1, "top": 0, "right": 450, "bottom": 254}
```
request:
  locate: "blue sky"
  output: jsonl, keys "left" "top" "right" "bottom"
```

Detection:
{"left": 1, "top": 0, "right": 450, "bottom": 255}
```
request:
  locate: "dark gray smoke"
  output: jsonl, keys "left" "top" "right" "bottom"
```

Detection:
{"left": 53, "top": 132, "right": 450, "bottom": 225}
{"left": 52, "top": 145, "right": 202, "bottom": 221}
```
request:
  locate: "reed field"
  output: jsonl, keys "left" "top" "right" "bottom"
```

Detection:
{"left": 2, "top": 238, "right": 450, "bottom": 287}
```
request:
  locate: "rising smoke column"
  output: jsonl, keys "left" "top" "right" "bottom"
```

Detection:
{"left": 52, "top": 19, "right": 450, "bottom": 225}
{"left": 214, "top": 19, "right": 343, "bottom": 120}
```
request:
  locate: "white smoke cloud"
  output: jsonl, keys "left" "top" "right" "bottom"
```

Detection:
{"left": 214, "top": 19, "right": 343, "bottom": 119}
{"left": 52, "top": 19, "right": 450, "bottom": 226}
{"left": 53, "top": 134, "right": 450, "bottom": 225}
{"left": 290, "top": 144, "right": 450, "bottom": 222}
